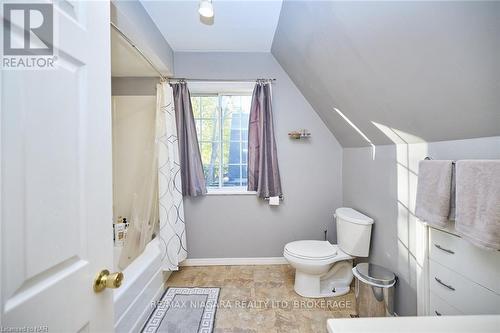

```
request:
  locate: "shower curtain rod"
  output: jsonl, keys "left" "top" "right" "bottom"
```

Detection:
{"left": 168, "top": 78, "right": 276, "bottom": 83}
{"left": 110, "top": 22, "right": 167, "bottom": 81}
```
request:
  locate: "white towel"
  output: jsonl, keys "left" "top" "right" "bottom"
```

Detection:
{"left": 455, "top": 160, "right": 500, "bottom": 250}
{"left": 415, "top": 160, "right": 454, "bottom": 227}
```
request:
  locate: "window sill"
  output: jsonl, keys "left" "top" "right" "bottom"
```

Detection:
{"left": 206, "top": 189, "right": 257, "bottom": 196}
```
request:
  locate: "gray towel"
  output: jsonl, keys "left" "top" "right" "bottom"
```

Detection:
{"left": 455, "top": 160, "right": 500, "bottom": 250}
{"left": 415, "top": 160, "right": 454, "bottom": 227}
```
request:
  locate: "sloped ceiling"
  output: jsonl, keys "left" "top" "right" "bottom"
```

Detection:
{"left": 272, "top": 1, "right": 500, "bottom": 147}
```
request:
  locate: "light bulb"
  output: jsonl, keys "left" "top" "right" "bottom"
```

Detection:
{"left": 198, "top": 0, "right": 214, "bottom": 18}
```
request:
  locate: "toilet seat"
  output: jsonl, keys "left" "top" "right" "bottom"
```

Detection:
{"left": 284, "top": 240, "right": 338, "bottom": 261}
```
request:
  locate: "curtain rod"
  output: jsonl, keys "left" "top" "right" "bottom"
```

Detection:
{"left": 168, "top": 78, "right": 276, "bottom": 83}
{"left": 110, "top": 22, "right": 167, "bottom": 81}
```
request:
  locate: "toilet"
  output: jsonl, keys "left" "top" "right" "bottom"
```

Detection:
{"left": 284, "top": 207, "right": 374, "bottom": 298}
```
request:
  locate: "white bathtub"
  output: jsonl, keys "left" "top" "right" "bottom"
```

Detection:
{"left": 113, "top": 238, "right": 169, "bottom": 332}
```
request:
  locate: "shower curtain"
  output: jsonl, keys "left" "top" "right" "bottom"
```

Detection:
{"left": 119, "top": 82, "right": 187, "bottom": 271}
{"left": 118, "top": 104, "right": 159, "bottom": 269}
{"left": 157, "top": 82, "right": 187, "bottom": 270}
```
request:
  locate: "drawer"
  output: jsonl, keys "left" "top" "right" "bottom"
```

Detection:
{"left": 429, "top": 292, "right": 463, "bottom": 316}
{"left": 429, "top": 228, "right": 500, "bottom": 293}
{"left": 429, "top": 259, "right": 500, "bottom": 314}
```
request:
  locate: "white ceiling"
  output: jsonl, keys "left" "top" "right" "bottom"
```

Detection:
{"left": 141, "top": 0, "right": 283, "bottom": 52}
{"left": 111, "top": 28, "right": 159, "bottom": 77}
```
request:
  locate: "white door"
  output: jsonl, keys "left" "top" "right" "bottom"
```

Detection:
{"left": 1, "top": 1, "right": 114, "bottom": 332}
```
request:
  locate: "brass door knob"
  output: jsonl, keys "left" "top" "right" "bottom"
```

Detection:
{"left": 93, "top": 269, "right": 124, "bottom": 293}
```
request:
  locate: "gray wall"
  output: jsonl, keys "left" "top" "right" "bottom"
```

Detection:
{"left": 272, "top": 1, "right": 500, "bottom": 147}
{"left": 111, "top": 0, "right": 174, "bottom": 76}
{"left": 343, "top": 136, "right": 500, "bottom": 315}
{"left": 112, "top": 77, "right": 159, "bottom": 96}
{"left": 174, "top": 52, "right": 343, "bottom": 258}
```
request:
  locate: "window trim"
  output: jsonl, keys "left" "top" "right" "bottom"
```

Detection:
{"left": 206, "top": 188, "right": 256, "bottom": 196}
{"left": 192, "top": 91, "right": 253, "bottom": 194}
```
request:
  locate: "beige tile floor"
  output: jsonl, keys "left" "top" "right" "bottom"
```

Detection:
{"left": 166, "top": 265, "right": 357, "bottom": 333}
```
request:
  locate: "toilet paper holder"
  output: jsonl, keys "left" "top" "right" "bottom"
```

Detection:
{"left": 264, "top": 195, "right": 284, "bottom": 201}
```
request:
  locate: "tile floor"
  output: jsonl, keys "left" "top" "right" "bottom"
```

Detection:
{"left": 166, "top": 265, "right": 357, "bottom": 332}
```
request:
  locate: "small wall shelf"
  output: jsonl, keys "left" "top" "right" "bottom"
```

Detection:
{"left": 288, "top": 130, "right": 311, "bottom": 140}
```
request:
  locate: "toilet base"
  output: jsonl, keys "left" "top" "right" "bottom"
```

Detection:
{"left": 293, "top": 260, "right": 354, "bottom": 298}
{"left": 319, "top": 286, "right": 350, "bottom": 298}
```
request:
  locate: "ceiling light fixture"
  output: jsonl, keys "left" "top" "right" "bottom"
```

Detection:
{"left": 198, "top": 0, "right": 214, "bottom": 18}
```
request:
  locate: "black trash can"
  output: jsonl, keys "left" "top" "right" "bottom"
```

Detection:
{"left": 352, "top": 263, "right": 396, "bottom": 317}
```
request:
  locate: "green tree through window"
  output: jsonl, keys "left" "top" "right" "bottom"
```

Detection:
{"left": 191, "top": 94, "right": 251, "bottom": 190}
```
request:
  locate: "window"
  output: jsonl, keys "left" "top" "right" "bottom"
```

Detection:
{"left": 191, "top": 93, "right": 252, "bottom": 192}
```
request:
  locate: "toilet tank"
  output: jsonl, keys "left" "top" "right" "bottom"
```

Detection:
{"left": 335, "top": 207, "right": 374, "bottom": 257}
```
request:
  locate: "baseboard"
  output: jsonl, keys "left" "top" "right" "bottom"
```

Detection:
{"left": 180, "top": 257, "right": 288, "bottom": 266}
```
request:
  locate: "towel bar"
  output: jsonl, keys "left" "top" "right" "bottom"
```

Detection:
{"left": 424, "top": 156, "right": 456, "bottom": 165}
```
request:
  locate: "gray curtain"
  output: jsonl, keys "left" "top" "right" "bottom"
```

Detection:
{"left": 171, "top": 82, "right": 207, "bottom": 196}
{"left": 247, "top": 80, "right": 282, "bottom": 198}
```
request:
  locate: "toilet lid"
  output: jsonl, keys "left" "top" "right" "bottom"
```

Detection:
{"left": 285, "top": 240, "right": 337, "bottom": 260}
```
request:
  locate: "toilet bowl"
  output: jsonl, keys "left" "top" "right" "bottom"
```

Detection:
{"left": 284, "top": 208, "right": 374, "bottom": 298}
{"left": 284, "top": 241, "right": 354, "bottom": 297}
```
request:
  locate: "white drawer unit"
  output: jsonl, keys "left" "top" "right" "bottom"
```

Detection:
{"left": 429, "top": 292, "right": 463, "bottom": 316}
{"left": 429, "top": 228, "right": 500, "bottom": 294}
{"left": 429, "top": 259, "right": 500, "bottom": 315}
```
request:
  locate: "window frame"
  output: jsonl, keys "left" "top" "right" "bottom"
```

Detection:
{"left": 191, "top": 91, "right": 255, "bottom": 195}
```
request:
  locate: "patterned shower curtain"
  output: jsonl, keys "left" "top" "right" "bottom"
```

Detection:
{"left": 157, "top": 82, "right": 187, "bottom": 270}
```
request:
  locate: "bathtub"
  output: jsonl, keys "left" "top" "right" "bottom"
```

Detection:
{"left": 113, "top": 238, "right": 170, "bottom": 332}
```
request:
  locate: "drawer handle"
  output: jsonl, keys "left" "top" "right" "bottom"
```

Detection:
{"left": 435, "top": 277, "right": 455, "bottom": 291}
{"left": 435, "top": 311, "right": 442, "bottom": 316}
{"left": 434, "top": 244, "right": 455, "bottom": 254}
